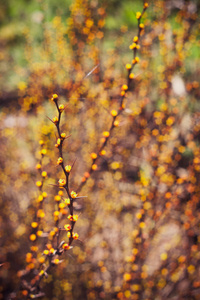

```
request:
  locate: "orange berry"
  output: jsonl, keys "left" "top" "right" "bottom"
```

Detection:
{"left": 84, "top": 172, "right": 90, "bottom": 178}
{"left": 124, "top": 273, "right": 132, "bottom": 281}
{"left": 122, "top": 84, "right": 128, "bottom": 91}
{"left": 92, "top": 164, "right": 97, "bottom": 170}
{"left": 53, "top": 258, "right": 60, "bottom": 265}
{"left": 100, "top": 150, "right": 106, "bottom": 155}
{"left": 54, "top": 211, "right": 60, "bottom": 217}
{"left": 31, "top": 222, "right": 38, "bottom": 228}
{"left": 73, "top": 233, "right": 79, "bottom": 239}
{"left": 22, "top": 290, "right": 28, "bottom": 296}
{"left": 103, "top": 131, "right": 110, "bottom": 137}
{"left": 37, "top": 230, "right": 43, "bottom": 237}
{"left": 90, "top": 152, "right": 97, "bottom": 159}
{"left": 49, "top": 247, "right": 55, "bottom": 254}
{"left": 54, "top": 195, "right": 61, "bottom": 202}
{"left": 114, "top": 120, "right": 119, "bottom": 127}
{"left": 63, "top": 243, "right": 70, "bottom": 250}
{"left": 59, "top": 202, "right": 65, "bottom": 209}
{"left": 30, "top": 234, "right": 36, "bottom": 241}
{"left": 37, "top": 209, "right": 45, "bottom": 218}
{"left": 36, "top": 163, "right": 41, "bottom": 170}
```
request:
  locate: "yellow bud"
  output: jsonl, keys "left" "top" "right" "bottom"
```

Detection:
{"left": 126, "top": 63, "right": 132, "bottom": 70}
{"left": 65, "top": 165, "right": 71, "bottom": 173}
{"left": 51, "top": 94, "right": 58, "bottom": 101}
{"left": 111, "top": 110, "right": 118, "bottom": 117}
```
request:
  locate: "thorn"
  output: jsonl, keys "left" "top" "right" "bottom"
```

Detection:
{"left": 48, "top": 184, "right": 60, "bottom": 187}
{"left": 46, "top": 116, "right": 54, "bottom": 123}
{"left": 71, "top": 158, "right": 77, "bottom": 171}
{"left": 84, "top": 64, "right": 100, "bottom": 79}
{"left": 59, "top": 240, "right": 65, "bottom": 248}
{"left": 65, "top": 134, "right": 71, "bottom": 140}
{"left": 63, "top": 104, "right": 68, "bottom": 112}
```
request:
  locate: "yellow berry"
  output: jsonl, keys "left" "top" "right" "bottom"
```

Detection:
{"left": 136, "top": 12, "right": 141, "bottom": 19}
{"left": 36, "top": 181, "right": 42, "bottom": 187}
{"left": 42, "top": 171, "right": 47, "bottom": 178}
{"left": 135, "top": 57, "right": 140, "bottom": 63}
{"left": 41, "top": 149, "right": 47, "bottom": 155}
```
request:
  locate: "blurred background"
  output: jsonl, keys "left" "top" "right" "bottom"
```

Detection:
{"left": 0, "top": 0, "right": 200, "bottom": 299}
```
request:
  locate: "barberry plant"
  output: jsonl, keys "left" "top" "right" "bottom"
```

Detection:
{"left": 11, "top": 2, "right": 150, "bottom": 298}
